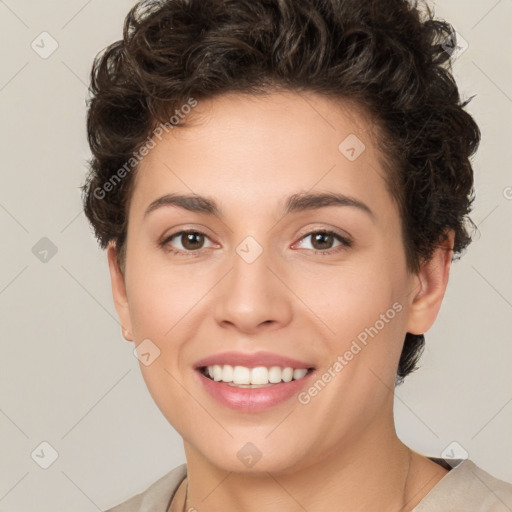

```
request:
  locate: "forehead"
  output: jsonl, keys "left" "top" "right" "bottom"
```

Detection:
{"left": 129, "top": 91, "right": 396, "bottom": 223}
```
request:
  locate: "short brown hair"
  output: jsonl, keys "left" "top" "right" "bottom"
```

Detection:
{"left": 81, "top": 0, "right": 480, "bottom": 382}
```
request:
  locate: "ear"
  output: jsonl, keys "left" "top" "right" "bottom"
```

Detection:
{"left": 405, "top": 230, "right": 454, "bottom": 335}
{"left": 107, "top": 241, "right": 134, "bottom": 342}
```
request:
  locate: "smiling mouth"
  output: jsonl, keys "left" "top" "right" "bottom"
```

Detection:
{"left": 199, "top": 365, "right": 315, "bottom": 388}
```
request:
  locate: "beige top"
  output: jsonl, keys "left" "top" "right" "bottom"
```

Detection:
{"left": 105, "top": 458, "right": 512, "bottom": 512}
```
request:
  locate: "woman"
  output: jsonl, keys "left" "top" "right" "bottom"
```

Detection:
{"left": 81, "top": 0, "right": 512, "bottom": 510}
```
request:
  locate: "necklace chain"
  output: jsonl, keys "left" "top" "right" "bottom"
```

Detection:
{"left": 174, "top": 449, "right": 412, "bottom": 512}
{"left": 183, "top": 479, "right": 189, "bottom": 512}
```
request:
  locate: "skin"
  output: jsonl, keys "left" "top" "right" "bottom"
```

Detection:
{"left": 107, "top": 91, "right": 452, "bottom": 512}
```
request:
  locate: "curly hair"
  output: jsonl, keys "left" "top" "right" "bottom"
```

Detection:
{"left": 81, "top": 0, "right": 480, "bottom": 383}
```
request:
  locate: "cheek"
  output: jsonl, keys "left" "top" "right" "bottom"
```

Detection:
{"left": 125, "top": 265, "right": 201, "bottom": 430}
{"left": 298, "top": 253, "right": 409, "bottom": 386}
{"left": 293, "top": 257, "right": 403, "bottom": 338}
{"left": 126, "top": 262, "right": 212, "bottom": 342}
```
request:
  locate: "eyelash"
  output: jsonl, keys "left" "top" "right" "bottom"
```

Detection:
{"left": 159, "top": 229, "right": 352, "bottom": 257}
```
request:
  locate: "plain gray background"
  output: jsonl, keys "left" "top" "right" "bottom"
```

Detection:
{"left": 0, "top": 0, "right": 511, "bottom": 510}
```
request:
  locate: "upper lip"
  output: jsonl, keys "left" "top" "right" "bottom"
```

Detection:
{"left": 194, "top": 351, "right": 315, "bottom": 370}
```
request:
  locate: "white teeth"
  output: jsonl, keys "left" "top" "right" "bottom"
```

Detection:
{"left": 233, "top": 365, "right": 251, "bottom": 384}
{"left": 222, "top": 364, "right": 234, "bottom": 382}
{"left": 293, "top": 368, "right": 308, "bottom": 380}
{"left": 268, "top": 366, "right": 282, "bottom": 383}
{"left": 212, "top": 364, "right": 223, "bottom": 381}
{"left": 203, "top": 364, "right": 310, "bottom": 385}
{"left": 250, "top": 366, "right": 269, "bottom": 385}
{"left": 282, "top": 367, "right": 293, "bottom": 382}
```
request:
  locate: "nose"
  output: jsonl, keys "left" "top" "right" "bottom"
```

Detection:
{"left": 213, "top": 241, "right": 293, "bottom": 334}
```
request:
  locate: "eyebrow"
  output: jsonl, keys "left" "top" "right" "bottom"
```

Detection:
{"left": 143, "top": 192, "right": 374, "bottom": 220}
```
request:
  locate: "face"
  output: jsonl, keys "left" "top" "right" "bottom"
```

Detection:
{"left": 108, "top": 91, "right": 450, "bottom": 474}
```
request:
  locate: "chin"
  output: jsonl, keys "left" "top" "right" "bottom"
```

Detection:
{"left": 188, "top": 433, "right": 314, "bottom": 475}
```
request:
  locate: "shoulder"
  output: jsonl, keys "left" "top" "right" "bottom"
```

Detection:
{"left": 414, "top": 458, "right": 512, "bottom": 512}
{"left": 104, "top": 464, "right": 187, "bottom": 512}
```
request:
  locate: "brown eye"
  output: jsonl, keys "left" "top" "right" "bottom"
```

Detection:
{"left": 162, "top": 230, "right": 216, "bottom": 254}
{"left": 180, "top": 232, "right": 205, "bottom": 250}
{"left": 310, "top": 232, "right": 335, "bottom": 250}
{"left": 294, "top": 230, "right": 352, "bottom": 254}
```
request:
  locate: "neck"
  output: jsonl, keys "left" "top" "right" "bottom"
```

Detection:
{"left": 174, "top": 419, "right": 439, "bottom": 512}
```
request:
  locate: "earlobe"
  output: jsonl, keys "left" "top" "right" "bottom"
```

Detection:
{"left": 107, "top": 241, "right": 134, "bottom": 342}
{"left": 405, "top": 230, "right": 455, "bottom": 336}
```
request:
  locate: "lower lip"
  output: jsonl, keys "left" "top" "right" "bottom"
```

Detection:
{"left": 196, "top": 370, "right": 315, "bottom": 412}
